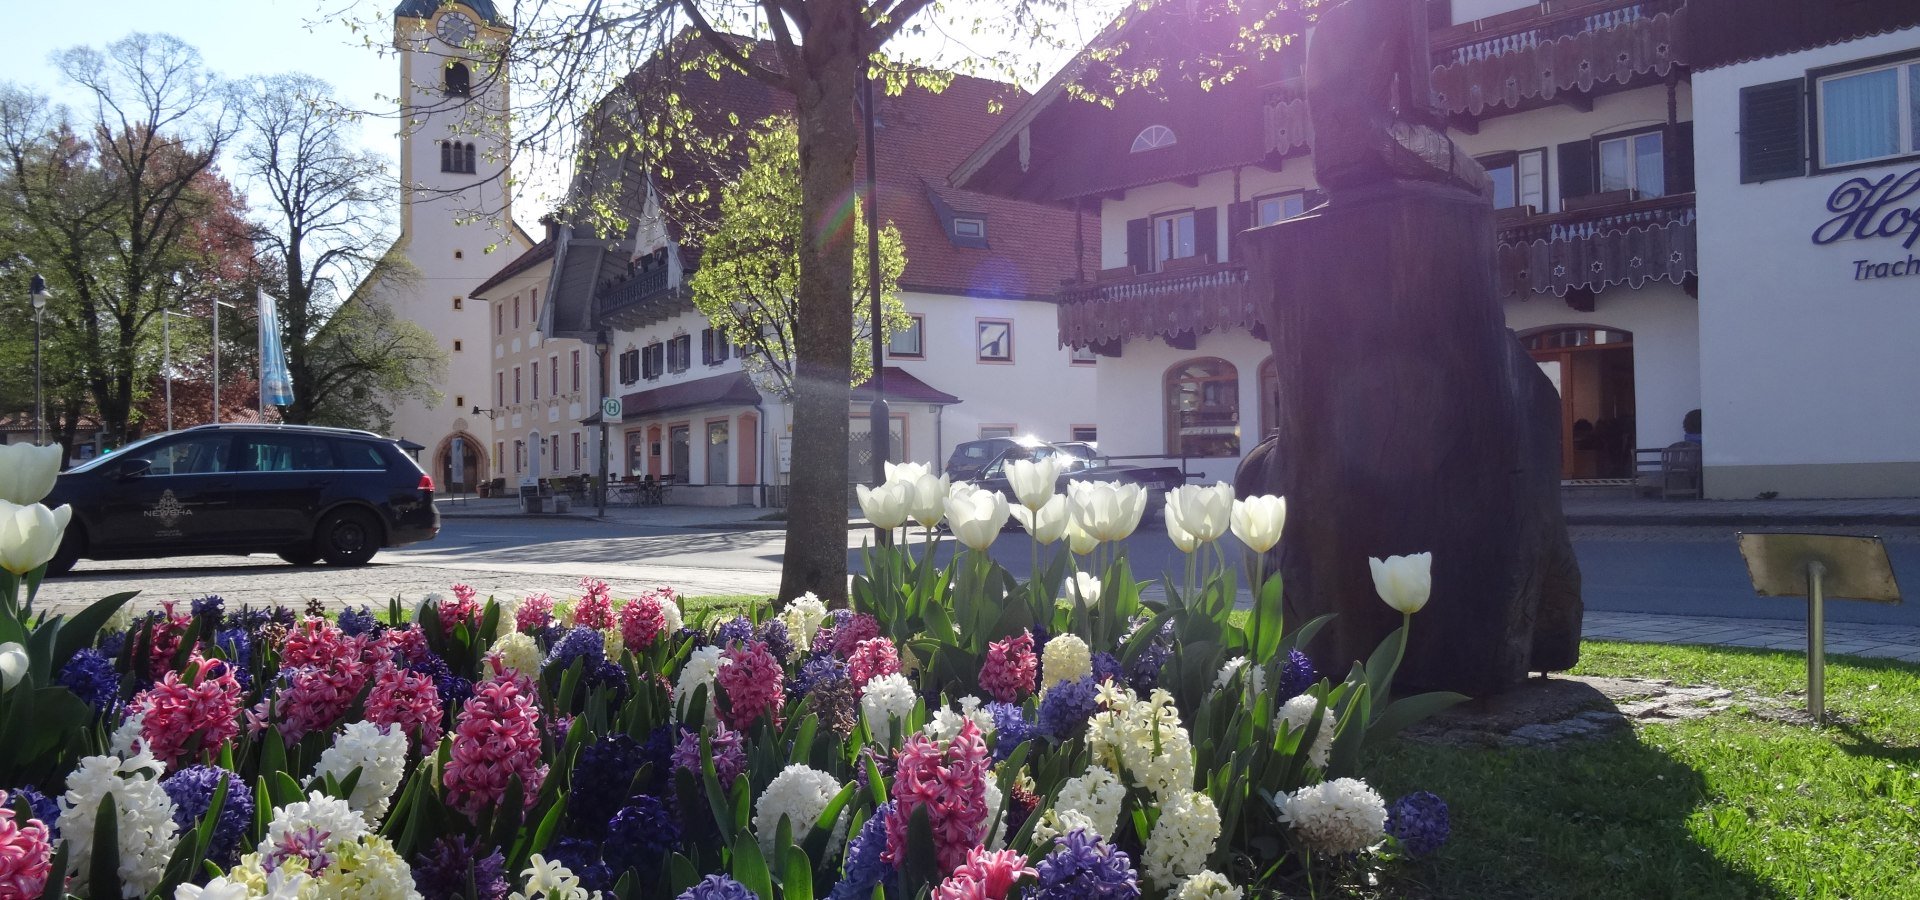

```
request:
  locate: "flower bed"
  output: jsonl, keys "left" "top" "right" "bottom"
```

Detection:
{"left": 0, "top": 453, "right": 1463, "bottom": 899}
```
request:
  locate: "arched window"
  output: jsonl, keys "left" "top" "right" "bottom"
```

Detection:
{"left": 444, "top": 62, "right": 471, "bottom": 96}
{"left": 1164, "top": 357, "right": 1240, "bottom": 458}
{"left": 440, "top": 140, "right": 454, "bottom": 173}
{"left": 461, "top": 141, "right": 476, "bottom": 174}
{"left": 1131, "top": 124, "right": 1177, "bottom": 153}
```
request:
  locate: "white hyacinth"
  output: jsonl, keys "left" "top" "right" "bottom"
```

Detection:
{"left": 753, "top": 764, "right": 846, "bottom": 857}
{"left": 513, "top": 853, "right": 600, "bottom": 900}
{"left": 859, "top": 672, "right": 918, "bottom": 739}
{"left": 59, "top": 751, "right": 179, "bottom": 899}
{"left": 924, "top": 695, "right": 995, "bottom": 742}
{"left": 1088, "top": 686, "right": 1195, "bottom": 799}
{"left": 1215, "top": 656, "right": 1267, "bottom": 699}
{"left": 658, "top": 594, "right": 684, "bottom": 636}
{"left": 1040, "top": 634, "right": 1093, "bottom": 689}
{"left": 675, "top": 645, "right": 730, "bottom": 721}
{"left": 1280, "top": 777, "right": 1388, "bottom": 856}
{"left": 1174, "top": 870, "right": 1244, "bottom": 900}
{"left": 779, "top": 593, "right": 831, "bottom": 654}
{"left": 107, "top": 710, "right": 148, "bottom": 759}
{"left": 490, "top": 631, "right": 544, "bottom": 678}
{"left": 1143, "top": 790, "right": 1221, "bottom": 889}
{"left": 1033, "top": 763, "right": 1127, "bottom": 843}
{"left": 1279, "top": 694, "right": 1336, "bottom": 769}
{"left": 311, "top": 721, "right": 409, "bottom": 824}
{"left": 258, "top": 791, "right": 369, "bottom": 861}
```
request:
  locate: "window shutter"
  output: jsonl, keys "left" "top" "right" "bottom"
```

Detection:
{"left": 1125, "top": 217, "right": 1150, "bottom": 272}
{"left": 1668, "top": 121, "right": 1696, "bottom": 195}
{"left": 1193, "top": 206, "right": 1219, "bottom": 264}
{"left": 701, "top": 328, "right": 713, "bottom": 365}
{"left": 1557, "top": 140, "right": 1595, "bottom": 203}
{"left": 1740, "top": 80, "right": 1805, "bottom": 184}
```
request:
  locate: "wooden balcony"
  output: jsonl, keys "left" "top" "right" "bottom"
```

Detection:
{"left": 1431, "top": 0, "right": 1689, "bottom": 118}
{"left": 1495, "top": 192, "right": 1697, "bottom": 300}
{"left": 1058, "top": 262, "right": 1256, "bottom": 350}
{"left": 595, "top": 265, "right": 691, "bottom": 330}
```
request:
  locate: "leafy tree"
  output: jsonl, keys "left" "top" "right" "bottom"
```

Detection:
{"left": 233, "top": 72, "right": 443, "bottom": 430}
{"left": 690, "top": 118, "right": 908, "bottom": 400}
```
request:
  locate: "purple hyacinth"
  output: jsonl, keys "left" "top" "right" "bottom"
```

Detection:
{"left": 757, "top": 619, "right": 793, "bottom": 662}
{"left": 1032, "top": 829, "right": 1140, "bottom": 900}
{"left": 1281, "top": 649, "right": 1317, "bottom": 699}
{"left": 792, "top": 654, "right": 849, "bottom": 696}
{"left": 850, "top": 747, "right": 894, "bottom": 798}
{"left": 605, "top": 796, "right": 681, "bottom": 880}
{"left": 548, "top": 837, "right": 615, "bottom": 893}
{"left": 161, "top": 765, "right": 255, "bottom": 866}
{"left": 95, "top": 630, "right": 128, "bottom": 662}
{"left": 189, "top": 595, "right": 225, "bottom": 625}
{"left": 412, "top": 836, "right": 509, "bottom": 900}
{"left": 714, "top": 615, "right": 755, "bottom": 649}
{"left": 568, "top": 734, "right": 647, "bottom": 829}
{"left": 1386, "top": 791, "right": 1450, "bottom": 857}
{"left": 671, "top": 724, "right": 747, "bottom": 789}
{"left": 1038, "top": 676, "right": 1101, "bottom": 741}
{"left": 6, "top": 786, "right": 59, "bottom": 839}
{"left": 337, "top": 605, "right": 381, "bottom": 637}
{"left": 987, "top": 702, "right": 1037, "bottom": 762}
{"left": 58, "top": 649, "right": 120, "bottom": 719}
{"left": 545, "top": 626, "right": 607, "bottom": 674}
{"left": 828, "top": 802, "right": 896, "bottom": 900}
{"left": 1090, "top": 652, "right": 1123, "bottom": 684}
{"left": 680, "top": 874, "right": 759, "bottom": 900}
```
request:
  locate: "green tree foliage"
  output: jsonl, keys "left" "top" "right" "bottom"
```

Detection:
{"left": 690, "top": 118, "right": 907, "bottom": 400}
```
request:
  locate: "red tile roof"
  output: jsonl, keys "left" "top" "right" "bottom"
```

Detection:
{"left": 469, "top": 236, "right": 554, "bottom": 299}
{"left": 853, "top": 367, "right": 961, "bottom": 405}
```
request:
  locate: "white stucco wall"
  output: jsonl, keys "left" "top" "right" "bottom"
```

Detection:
{"left": 1502, "top": 283, "right": 1700, "bottom": 452}
{"left": 1453, "top": 84, "right": 1692, "bottom": 213}
{"left": 1694, "top": 27, "right": 1920, "bottom": 498}
{"left": 1090, "top": 330, "right": 1272, "bottom": 486}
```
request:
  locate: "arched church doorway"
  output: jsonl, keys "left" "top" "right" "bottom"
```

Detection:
{"left": 1521, "top": 325, "right": 1635, "bottom": 480}
{"left": 435, "top": 432, "right": 486, "bottom": 493}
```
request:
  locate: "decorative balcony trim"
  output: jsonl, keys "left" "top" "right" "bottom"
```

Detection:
{"left": 1496, "top": 202, "right": 1697, "bottom": 299}
{"left": 1058, "top": 265, "right": 1255, "bottom": 349}
{"left": 1432, "top": 2, "right": 1689, "bottom": 118}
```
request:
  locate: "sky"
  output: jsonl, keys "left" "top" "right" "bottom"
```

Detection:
{"left": 3, "top": 0, "right": 1094, "bottom": 230}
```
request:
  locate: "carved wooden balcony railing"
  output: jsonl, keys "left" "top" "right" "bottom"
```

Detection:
{"left": 1430, "top": 0, "right": 1688, "bottom": 117}
{"left": 1495, "top": 192, "right": 1696, "bottom": 299}
{"left": 1058, "top": 263, "right": 1255, "bottom": 349}
{"left": 596, "top": 265, "right": 691, "bottom": 329}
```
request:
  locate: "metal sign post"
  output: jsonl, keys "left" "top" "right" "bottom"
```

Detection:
{"left": 1737, "top": 532, "right": 1901, "bottom": 722}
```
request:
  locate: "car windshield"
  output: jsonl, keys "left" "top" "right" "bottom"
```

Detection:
{"left": 65, "top": 432, "right": 174, "bottom": 473}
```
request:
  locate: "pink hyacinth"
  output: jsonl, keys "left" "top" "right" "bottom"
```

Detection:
{"left": 932, "top": 848, "right": 1035, "bottom": 900}
{"left": 618, "top": 597, "right": 667, "bottom": 653}
{"left": 281, "top": 617, "right": 364, "bottom": 670}
{"left": 831, "top": 614, "right": 881, "bottom": 658}
{"left": 444, "top": 675, "right": 548, "bottom": 819}
{"left": 439, "top": 585, "right": 482, "bottom": 635}
{"left": 145, "top": 602, "right": 194, "bottom": 679}
{"left": 371, "top": 625, "right": 432, "bottom": 669}
{"left": 846, "top": 638, "right": 901, "bottom": 692}
{"left": 365, "top": 663, "right": 444, "bottom": 751}
{"left": 885, "top": 719, "right": 993, "bottom": 873}
{"left": 0, "top": 790, "right": 53, "bottom": 899}
{"left": 517, "top": 592, "right": 557, "bottom": 633}
{"left": 978, "top": 631, "right": 1037, "bottom": 703}
{"left": 268, "top": 652, "right": 372, "bottom": 743}
{"left": 716, "top": 640, "right": 785, "bottom": 729}
{"left": 131, "top": 655, "right": 244, "bottom": 768}
{"left": 573, "top": 578, "right": 614, "bottom": 630}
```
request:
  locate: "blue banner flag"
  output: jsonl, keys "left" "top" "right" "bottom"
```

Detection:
{"left": 258, "top": 290, "right": 295, "bottom": 408}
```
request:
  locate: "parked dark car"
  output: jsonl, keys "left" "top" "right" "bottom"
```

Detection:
{"left": 959, "top": 439, "right": 1188, "bottom": 516}
{"left": 945, "top": 437, "right": 1026, "bottom": 482}
{"left": 44, "top": 424, "right": 440, "bottom": 575}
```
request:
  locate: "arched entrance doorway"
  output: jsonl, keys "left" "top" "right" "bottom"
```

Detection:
{"left": 434, "top": 432, "right": 486, "bottom": 493}
{"left": 1521, "top": 325, "right": 1635, "bottom": 479}
{"left": 527, "top": 430, "right": 544, "bottom": 481}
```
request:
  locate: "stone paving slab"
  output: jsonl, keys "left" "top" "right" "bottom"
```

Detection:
{"left": 1583, "top": 609, "right": 1920, "bottom": 661}
{"left": 1564, "top": 495, "right": 1920, "bottom": 526}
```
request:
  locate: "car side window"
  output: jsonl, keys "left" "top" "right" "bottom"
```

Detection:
{"left": 332, "top": 440, "right": 388, "bottom": 470}
{"left": 148, "top": 436, "right": 232, "bottom": 476}
{"left": 240, "top": 435, "right": 337, "bottom": 472}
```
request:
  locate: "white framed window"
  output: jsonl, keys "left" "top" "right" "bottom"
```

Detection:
{"left": 979, "top": 424, "right": 1017, "bottom": 439}
{"left": 888, "top": 314, "right": 925, "bottom": 358}
{"left": 976, "top": 318, "right": 1013, "bottom": 363}
{"left": 1130, "top": 125, "right": 1177, "bottom": 153}
{"left": 953, "top": 217, "right": 985, "bottom": 238}
{"left": 1816, "top": 59, "right": 1920, "bottom": 168}
{"left": 1598, "top": 131, "right": 1665, "bottom": 197}
{"left": 1070, "top": 344, "right": 1098, "bottom": 365}
{"left": 1483, "top": 149, "right": 1548, "bottom": 212}
{"left": 1152, "top": 210, "right": 1196, "bottom": 270}
{"left": 1255, "top": 192, "right": 1307, "bottom": 226}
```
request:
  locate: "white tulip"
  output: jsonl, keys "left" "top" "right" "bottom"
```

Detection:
{"left": 1231, "top": 495, "right": 1288, "bottom": 554}
{"left": 0, "top": 642, "right": 27, "bottom": 692}
{"left": 1009, "top": 493, "right": 1069, "bottom": 545}
{"left": 1166, "top": 482, "right": 1234, "bottom": 545}
{"left": 943, "top": 489, "right": 1010, "bottom": 552}
{"left": 1066, "top": 481, "right": 1148, "bottom": 544}
{"left": 884, "top": 461, "right": 932, "bottom": 486}
{"left": 1064, "top": 572, "right": 1101, "bottom": 605}
{"left": 903, "top": 472, "right": 950, "bottom": 528}
{"left": 1369, "top": 552, "right": 1433, "bottom": 615}
{"left": 1064, "top": 515, "right": 1099, "bottom": 556}
{"left": 0, "top": 443, "right": 62, "bottom": 505}
{"left": 1166, "top": 509, "right": 1199, "bottom": 554}
{"left": 0, "top": 500, "right": 71, "bottom": 576}
{"left": 856, "top": 481, "right": 911, "bottom": 531}
{"left": 1004, "top": 457, "right": 1062, "bottom": 512}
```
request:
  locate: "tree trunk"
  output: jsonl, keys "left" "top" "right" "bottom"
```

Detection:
{"left": 777, "top": 5, "right": 863, "bottom": 604}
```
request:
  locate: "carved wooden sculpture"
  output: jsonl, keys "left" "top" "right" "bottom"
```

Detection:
{"left": 1234, "top": 0, "right": 1582, "bottom": 696}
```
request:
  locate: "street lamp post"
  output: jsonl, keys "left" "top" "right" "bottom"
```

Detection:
{"left": 862, "top": 69, "right": 890, "bottom": 546}
{"left": 29, "top": 275, "right": 47, "bottom": 444}
{"left": 595, "top": 329, "right": 611, "bottom": 519}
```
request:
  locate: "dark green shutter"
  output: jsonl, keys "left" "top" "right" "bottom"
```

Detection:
{"left": 1557, "top": 140, "right": 1595, "bottom": 203}
{"left": 1740, "top": 80, "right": 1805, "bottom": 183}
{"left": 1125, "top": 217, "right": 1150, "bottom": 272}
{"left": 1668, "top": 121, "right": 1696, "bottom": 194}
{"left": 1193, "top": 206, "right": 1219, "bottom": 264}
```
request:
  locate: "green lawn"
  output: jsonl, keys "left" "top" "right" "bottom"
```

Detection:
{"left": 1365, "top": 642, "right": 1920, "bottom": 900}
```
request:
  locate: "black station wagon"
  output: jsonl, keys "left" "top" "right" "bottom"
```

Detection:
{"left": 44, "top": 424, "right": 440, "bottom": 574}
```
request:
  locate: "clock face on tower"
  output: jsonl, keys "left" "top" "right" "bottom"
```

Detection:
{"left": 436, "top": 11, "right": 477, "bottom": 47}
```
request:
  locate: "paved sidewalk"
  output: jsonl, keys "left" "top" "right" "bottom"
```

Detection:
{"left": 1564, "top": 494, "right": 1920, "bottom": 526}
{"left": 1584, "top": 609, "right": 1920, "bottom": 663}
{"left": 435, "top": 496, "right": 788, "bottom": 529}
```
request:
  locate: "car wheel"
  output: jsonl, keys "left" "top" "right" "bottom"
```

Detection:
{"left": 316, "top": 509, "right": 382, "bottom": 567}
{"left": 277, "top": 546, "right": 321, "bottom": 567}
{"left": 46, "top": 523, "right": 85, "bottom": 577}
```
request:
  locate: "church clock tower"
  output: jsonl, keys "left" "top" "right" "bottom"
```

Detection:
{"left": 375, "top": 0, "right": 529, "bottom": 492}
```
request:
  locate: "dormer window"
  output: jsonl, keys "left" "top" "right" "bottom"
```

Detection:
{"left": 953, "top": 218, "right": 986, "bottom": 239}
{"left": 1131, "top": 125, "right": 1177, "bottom": 153}
{"left": 444, "top": 62, "right": 471, "bottom": 97}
